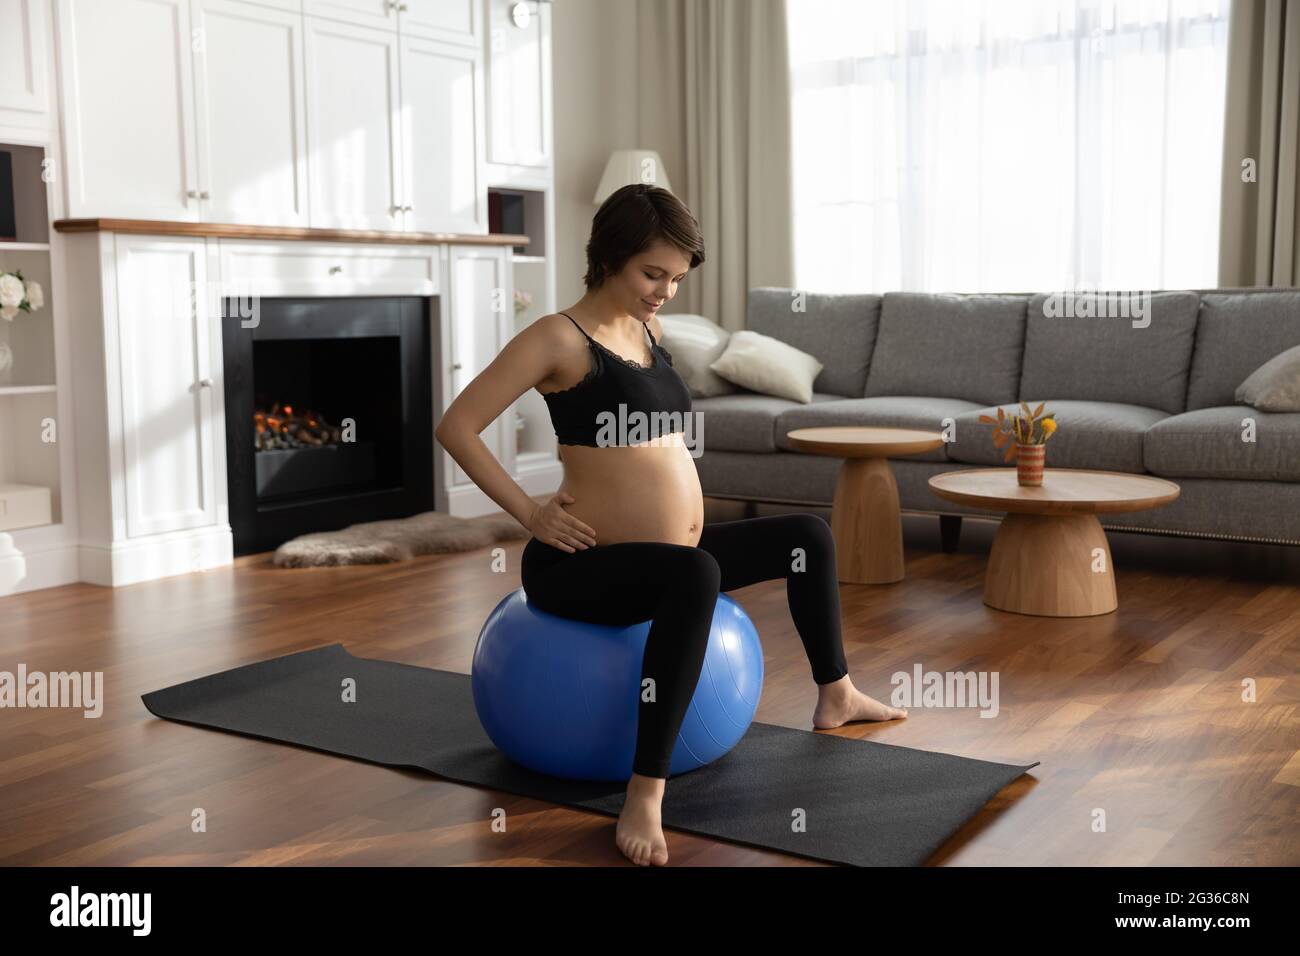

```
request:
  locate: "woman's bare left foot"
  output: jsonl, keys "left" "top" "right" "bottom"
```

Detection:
{"left": 812, "top": 676, "right": 908, "bottom": 729}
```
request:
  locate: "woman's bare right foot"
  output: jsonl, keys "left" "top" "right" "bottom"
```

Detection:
{"left": 617, "top": 773, "right": 669, "bottom": 866}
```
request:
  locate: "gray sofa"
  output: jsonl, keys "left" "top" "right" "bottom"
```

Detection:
{"left": 693, "top": 287, "right": 1300, "bottom": 546}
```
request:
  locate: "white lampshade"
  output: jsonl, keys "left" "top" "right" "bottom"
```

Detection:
{"left": 593, "top": 149, "right": 674, "bottom": 204}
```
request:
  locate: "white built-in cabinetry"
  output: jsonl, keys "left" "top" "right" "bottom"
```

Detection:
{"left": 303, "top": 0, "right": 481, "bottom": 47}
{"left": 57, "top": 0, "right": 202, "bottom": 220}
{"left": 483, "top": 0, "right": 548, "bottom": 169}
{"left": 398, "top": 33, "right": 487, "bottom": 233}
{"left": 111, "top": 237, "right": 223, "bottom": 539}
{"left": 442, "top": 244, "right": 513, "bottom": 493}
{"left": 0, "top": 0, "right": 53, "bottom": 134}
{"left": 56, "top": 0, "right": 488, "bottom": 233}
{"left": 62, "top": 230, "right": 521, "bottom": 587}
{"left": 195, "top": 0, "right": 311, "bottom": 226}
{"left": 301, "top": 15, "right": 404, "bottom": 230}
{"left": 0, "top": 0, "right": 559, "bottom": 594}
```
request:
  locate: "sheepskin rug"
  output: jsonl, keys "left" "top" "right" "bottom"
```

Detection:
{"left": 272, "top": 510, "right": 531, "bottom": 568}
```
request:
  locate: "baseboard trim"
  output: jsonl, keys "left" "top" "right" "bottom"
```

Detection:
{"left": 0, "top": 542, "right": 82, "bottom": 596}
{"left": 78, "top": 525, "right": 235, "bottom": 587}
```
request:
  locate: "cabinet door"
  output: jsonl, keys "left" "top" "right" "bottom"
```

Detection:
{"left": 57, "top": 0, "right": 201, "bottom": 220}
{"left": 445, "top": 245, "right": 511, "bottom": 488}
{"left": 303, "top": 0, "right": 394, "bottom": 30}
{"left": 484, "top": 0, "right": 548, "bottom": 168}
{"left": 193, "top": 0, "right": 310, "bottom": 226}
{"left": 114, "top": 236, "right": 219, "bottom": 537}
{"left": 399, "top": 0, "right": 478, "bottom": 46}
{"left": 0, "top": 0, "right": 51, "bottom": 129}
{"left": 303, "top": 16, "right": 403, "bottom": 230}
{"left": 399, "top": 35, "right": 486, "bottom": 234}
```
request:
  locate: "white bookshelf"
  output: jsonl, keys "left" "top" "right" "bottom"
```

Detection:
{"left": 0, "top": 142, "right": 57, "bottom": 526}
{"left": 0, "top": 133, "right": 80, "bottom": 594}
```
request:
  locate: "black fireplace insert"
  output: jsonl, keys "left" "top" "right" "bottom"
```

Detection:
{"left": 222, "top": 296, "right": 434, "bottom": 556}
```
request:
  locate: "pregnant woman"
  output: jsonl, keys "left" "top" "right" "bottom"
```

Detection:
{"left": 435, "top": 183, "right": 906, "bottom": 867}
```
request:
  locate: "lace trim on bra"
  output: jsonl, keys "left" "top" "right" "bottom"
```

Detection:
{"left": 589, "top": 336, "right": 655, "bottom": 371}
{"left": 542, "top": 336, "right": 671, "bottom": 401}
{"left": 542, "top": 347, "right": 601, "bottom": 399}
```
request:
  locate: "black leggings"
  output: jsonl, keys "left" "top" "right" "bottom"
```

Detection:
{"left": 519, "top": 512, "right": 849, "bottom": 779}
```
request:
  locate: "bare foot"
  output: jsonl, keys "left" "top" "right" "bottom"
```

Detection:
{"left": 812, "top": 675, "right": 908, "bottom": 729}
{"left": 616, "top": 773, "right": 669, "bottom": 866}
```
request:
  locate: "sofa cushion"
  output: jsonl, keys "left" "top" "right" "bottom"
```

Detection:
{"left": 773, "top": 395, "right": 983, "bottom": 462}
{"left": 1020, "top": 292, "right": 1200, "bottom": 414}
{"left": 1143, "top": 405, "right": 1300, "bottom": 481}
{"left": 948, "top": 400, "right": 1168, "bottom": 473}
{"left": 658, "top": 313, "right": 739, "bottom": 398}
{"left": 863, "top": 293, "right": 1027, "bottom": 406}
{"left": 1187, "top": 292, "right": 1300, "bottom": 410}
{"left": 694, "top": 392, "right": 843, "bottom": 453}
{"left": 747, "top": 287, "right": 881, "bottom": 397}
{"left": 709, "top": 329, "right": 825, "bottom": 403}
{"left": 1235, "top": 343, "right": 1300, "bottom": 411}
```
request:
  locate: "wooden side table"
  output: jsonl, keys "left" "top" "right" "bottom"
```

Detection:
{"left": 927, "top": 468, "right": 1181, "bottom": 616}
{"left": 786, "top": 426, "right": 946, "bottom": 584}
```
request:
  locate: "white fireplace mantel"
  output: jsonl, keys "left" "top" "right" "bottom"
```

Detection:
{"left": 49, "top": 225, "right": 559, "bottom": 588}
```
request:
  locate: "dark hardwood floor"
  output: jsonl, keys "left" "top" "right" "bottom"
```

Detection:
{"left": 2, "top": 498, "right": 1297, "bottom": 866}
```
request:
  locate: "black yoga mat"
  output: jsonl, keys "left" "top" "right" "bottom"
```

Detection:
{"left": 141, "top": 643, "right": 1039, "bottom": 866}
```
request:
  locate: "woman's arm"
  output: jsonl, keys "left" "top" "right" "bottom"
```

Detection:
{"left": 434, "top": 316, "right": 561, "bottom": 530}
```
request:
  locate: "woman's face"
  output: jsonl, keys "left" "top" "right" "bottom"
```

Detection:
{"left": 612, "top": 242, "right": 692, "bottom": 320}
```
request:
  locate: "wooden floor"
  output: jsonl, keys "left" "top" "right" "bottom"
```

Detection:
{"left": 2, "top": 498, "right": 1298, "bottom": 867}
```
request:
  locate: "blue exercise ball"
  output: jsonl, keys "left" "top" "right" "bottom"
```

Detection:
{"left": 472, "top": 587, "right": 763, "bottom": 782}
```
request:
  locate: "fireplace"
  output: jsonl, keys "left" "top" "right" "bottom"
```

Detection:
{"left": 222, "top": 296, "right": 434, "bottom": 556}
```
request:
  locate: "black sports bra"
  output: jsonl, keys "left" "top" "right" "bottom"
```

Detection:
{"left": 540, "top": 312, "right": 694, "bottom": 447}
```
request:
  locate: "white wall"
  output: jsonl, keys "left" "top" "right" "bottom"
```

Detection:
{"left": 550, "top": 0, "right": 639, "bottom": 310}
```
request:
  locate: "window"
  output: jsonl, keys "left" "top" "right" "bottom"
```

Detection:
{"left": 787, "top": 0, "right": 1231, "bottom": 293}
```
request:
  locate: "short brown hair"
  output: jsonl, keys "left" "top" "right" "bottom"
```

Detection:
{"left": 583, "top": 183, "right": 706, "bottom": 290}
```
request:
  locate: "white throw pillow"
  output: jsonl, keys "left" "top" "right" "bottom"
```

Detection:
{"left": 1235, "top": 344, "right": 1300, "bottom": 412}
{"left": 708, "top": 329, "right": 825, "bottom": 403}
{"left": 658, "top": 313, "right": 739, "bottom": 398}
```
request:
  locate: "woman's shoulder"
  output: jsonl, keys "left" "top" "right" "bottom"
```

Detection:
{"left": 534, "top": 311, "right": 589, "bottom": 339}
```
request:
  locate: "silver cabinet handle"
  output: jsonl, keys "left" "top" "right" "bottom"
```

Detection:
{"left": 199, "top": 190, "right": 210, "bottom": 199}
{"left": 328, "top": 265, "right": 344, "bottom": 275}
{"left": 403, "top": 204, "right": 413, "bottom": 212}
{"left": 198, "top": 378, "right": 213, "bottom": 388}
{"left": 187, "top": 189, "right": 200, "bottom": 198}
{"left": 451, "top": 362, "right": 463, "bottom": 370}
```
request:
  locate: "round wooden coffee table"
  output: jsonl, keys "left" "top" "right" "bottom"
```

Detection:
{"left": 927, "top": 468, "right": 1181, "bottom": 617}
{"left": 786, "top": 426, "right": 945, "bottom": 584}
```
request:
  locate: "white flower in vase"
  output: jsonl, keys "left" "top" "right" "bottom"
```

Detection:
{"left": 0, "top": 271, "right": 45, "bottom": 319}
{"left": 0, "top": 273, "right": 24, "bottom": 312}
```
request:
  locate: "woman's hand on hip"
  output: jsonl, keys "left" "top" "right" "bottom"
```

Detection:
{"left": 528, "top": 493, "right": 598, "bottom": 552}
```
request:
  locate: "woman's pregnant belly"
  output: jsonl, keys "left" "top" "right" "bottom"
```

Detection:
{"left": 556, "top": 432, "right": 705, "bottom": 547}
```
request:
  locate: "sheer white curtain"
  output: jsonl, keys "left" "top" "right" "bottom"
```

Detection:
{"left": 787, "top": 0, "right": 1232, "bottom": 293}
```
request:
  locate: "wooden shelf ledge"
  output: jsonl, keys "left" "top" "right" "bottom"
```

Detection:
{"left": 53, "top": 219, "right": 530, "bottom": 247}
